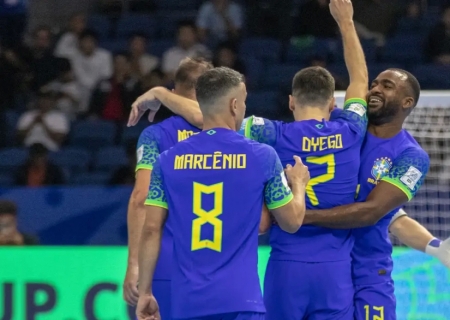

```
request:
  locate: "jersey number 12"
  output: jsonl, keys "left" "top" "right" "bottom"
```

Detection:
{"left": 191, "top": 182, "right": 223, "bottom": 252}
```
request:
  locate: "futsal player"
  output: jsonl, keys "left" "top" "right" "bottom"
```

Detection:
{"left": 304, "top": 69, "right": 430, "bottom": 320}
{"left": 136, "top": 67, "right": 310, "bottom": 320}
{"left": 123, "top": 58, "right": 212, "bottom": 319}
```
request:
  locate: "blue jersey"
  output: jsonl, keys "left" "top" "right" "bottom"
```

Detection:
{"left": 136, "top": 116, "right": 200, "bottom": 280}
{"left": 242, "top": 98, "right": 368, "bottom": 262}
{"left": 351, "top": 129, "right": 429, "bottom": 285}
{"left": 145, "top": 128, "right": 293, "bottom": 319}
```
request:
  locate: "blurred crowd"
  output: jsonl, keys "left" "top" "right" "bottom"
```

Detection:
{"left": 1, "top": 0, "right": 450, "bottom": 188}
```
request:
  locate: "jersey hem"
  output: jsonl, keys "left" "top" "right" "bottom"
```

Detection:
{"left": 381, "top": 177, "right": 413, "bottom": 200}
{"left": 266, "top": 193, "right": 294, "bottom": 210}
{"left": 144, "top": 199, "right": 168, "bottom": 209}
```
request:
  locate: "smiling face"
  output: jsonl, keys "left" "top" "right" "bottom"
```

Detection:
{"left": 366, "top": 70, "right": 413, "bottom": 126}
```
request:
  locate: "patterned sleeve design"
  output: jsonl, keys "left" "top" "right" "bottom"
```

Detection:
{"left": 144, "top": 157, "right": 168, "bottom": 209}
{"left": 136, "top": 127, "right": 160, "bottom": 171}
{"left": 382, "top": 148, "right": 430, "bottom": 201}
{"left": 239, "top": 116, "right": 277, "bottom": 146}
{"left": 335, "top": 98, "right": 368, "bottom": 137}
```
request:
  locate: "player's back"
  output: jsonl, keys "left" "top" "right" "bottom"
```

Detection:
{"left": 158, "top": 128, "right": 273, "bottom": 318}
{"left": 352, "top": 129, "right": 429, "bottom": 284}
{"left": 243, "top": 99, "right": 367, "bottom": 261}
{"left": 137, "top": 115, "right": 200, "bottom": 280}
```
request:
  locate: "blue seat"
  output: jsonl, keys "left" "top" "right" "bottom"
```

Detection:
{"left": 411, "top": 64, "right": 450, "bottom": 90}
{"left": 0, "top": 173, "right": 15, "bottom": 187}
{"left": 239, "top": 38, "right": 282, "bottom": 63}
{"left": 149, "top": 39, "right": 174, "bottom": 58}
{"left": 95, "top": 146, "right": 128, "bottom": 171}
{"left": 286, "top": 38, "right": 335, "bottom": 64}
{"left": 87, "top": 15, "right": 112, "bottom": 40}
{"left": 71, "top": 172, "right": 111, "bottom": 185}
{"left": 241, "top": 57, "right": 263, "bottom": 90}
{"left": 367, "top": 63, "right": 405, "bottom": 80}
{"left": 116, "top": 14, "right": 157, "bottom": 39}
{"left": 49, "top": 147, "right": 91, "bottom": 175}
{"left": 154, "top": 0, "right": 200, "bottom": 10}
{"left": 3, "top": 110, "right": 20, "bottom": 147}
{"left": 260, "top": 64, "right": 304, "bottom": 91}
{"left": 157, "top": 11, "right": 198, "bottom": 39}
{"left": 334, "top": 39, "right": 377, "bottom": 63}
{"left": 69, "top": 120, "right": 116, "bottom": 151}
{"left": 246, "top": 91, "right": 280, "bottom": 119}
{"left": 0, "top": 148, "right": 28, "bottom": 173}
{"left": 99, "top": 39, "right": 128, "bottom": 54}
{"left": 121, "top": 122, "right": 150, "bottom": 145}
{"left": 382, "top": 35, "right": 424, "bottom": 64}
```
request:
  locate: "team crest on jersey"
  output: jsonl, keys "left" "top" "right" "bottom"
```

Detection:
{"left": 370, "top": 157, "right": 393, "bottom": 182}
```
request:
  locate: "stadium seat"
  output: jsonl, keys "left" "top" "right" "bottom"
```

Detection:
{"left": 154, "top": 0, "right": 200, "bottom": 10}
{"left": 382, "top": 35, "right": 424, "bottom": 64}
{"left": 367, "top": 63, "right": 405, "bottom": 80}
{"left": 69, "top": 120, "right": 116, "bottom": 151}
{"left": 121, "top": 122, "right": 150, "bottom": 146}
{"left": 241, "top": 57, "right": 263, "bottom": 90}
{"left": 71, "top": 172, "right": 112, "bottom": 185}
{"left": 157, "top": 11, "right": 198, "bottom": 39}
{"left": 99, "top": 39, "right": 129, "bottom": 54}
{"left": 116, "top": 14, "right": 158, "bottom": 39}
{"left": 286, "top": 38, "right": 335, "bottom": 64}
{"left": 246, "top": 91, "right": 280, "bottom": 119}
{"left": 87, "top": 15, "right": 112, "bottom": 40}
{"left": 334, "top": 39, "right": 378, "bottom": 63}
{"left": 0, "top": 173, "right": 15, "bottom": 187}
{"left": 149, "top": 39, "right": 175, "bottom": 58}
{"left": 260, "top": 64, "right": 305, "bottom": 91}
{"left": 94, "top": 146, "right": 129, "bottom": 172}
{"left": 0, "top": 148, "right": 28, "bottom": 174}
{"left": 49, "top": 147, "right": 91, "bottom": 175}
{"left": 239, "top": 38, "right": 282, "bottom": 63}
{"left": 411, "top": 64, "right": 450, "bottom": 90}
{"left": 3, "top": 110, "right": 20, "bottom": 147}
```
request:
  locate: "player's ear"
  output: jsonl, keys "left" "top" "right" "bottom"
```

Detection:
{"left": 230, "top": 98, "right": 238, "bottom": 116}
{"left": 289, "top": 95, "right": 295, "bottom": 112}
{"left": 402, "top": 96, "right": 414, "bottom": 112}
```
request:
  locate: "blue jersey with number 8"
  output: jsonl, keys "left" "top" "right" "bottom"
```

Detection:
{"left": 241, "top": 98, "right": 368, "bottom": 262}
{"left": 146, "top": 128, "right": 293, "bottom": 319}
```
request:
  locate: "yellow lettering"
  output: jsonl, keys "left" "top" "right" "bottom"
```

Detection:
{"left": 319, "top": 137, "right": 327, "bottom": 151}
{"left": 302, "top": 134, "right": 344, "bottom": 152}
{"left": 213, "top": 152, "right": 222, "bottom": 169}
{"left": 223, "top": 154, "right": 232, "bottom": 169}
{"left": 184, "top": 154, "right": 193, "bottom": 169}
{"left": 237, "top": 154, "right": 246, "bottom": 168}
{"left": 335, "top": 134, "right": 343, "bottom": 148}
{"left": 175, "top": 155, "right": 184, "bottom": 169}
{"left": 203, "top": 154, "right": 212, "bottom": 169}
{"left": 193, "top": 154, "right": 203, "bottom": 169}
{"left": 302, "top": 137, "right": 311, "bottom": 152}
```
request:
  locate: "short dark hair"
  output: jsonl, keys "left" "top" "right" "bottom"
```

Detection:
{"left": 0, "top": 200, "right": 17, "bottom": 216}
{"left": 175, "top": 57, "right": 213, "bottom": 91}
{"left": 292, "top": 66, "right": 335, "bottom": 106}
{"left": 387, "top": 68, "right": 421, "bottom": 108}
{"left": 196, "top": 67, "right": 244, "bottom": 114}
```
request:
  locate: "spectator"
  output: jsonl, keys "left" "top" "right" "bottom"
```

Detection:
{"left": 0, "top": 46, "right": 28, "bottom": 110}
{"left": 27, "top": 26, "right": 60, "bottom": 92}
{"left": 425, "top": 5, "right": 450, "bottom": 65}
{"left": 88, "top": 53, "right": 142, "bottom": 122}
{"left": 43, "top": 58, "right": 81, "bottom": 119}
{"left": 15, "top": 143, "right": 65, "bottom": 187}
{"left": 0, "top": 0, "right": 27, "bottom": 48}
{"left": 196, "top": 0, "right": 244, "bottom": 43}
{"left": 109, "top": 143, "right": 137, "bottom": 185}
{"left": 17, "top": 89, "right": 70, "bottom": 151}
{"left": 0, "top": 200, "right": 39, "bottom": 246}
{"left": 295, "top": 0, "right": 338, "bottom": 38}
{"left": 213, "top": 42, "right": 246, "bottom": 75}
{"left": 128, "top": 33, "right": 159, "bottom": 79}
{"left": 141, "top": 68, "right": 165, "bottom": 92}
{"left": 69, "top": 30, "right": 113, "bottom": 112}
{"left": 162, "top": 21, "right": 211, "bottom": 81}
{"left": 54, "top": 13, "right": 87, "bottom": 59}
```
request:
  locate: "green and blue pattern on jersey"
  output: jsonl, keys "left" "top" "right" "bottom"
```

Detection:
{"left": 145, "top": 159, "right": 168, "bottom": 209}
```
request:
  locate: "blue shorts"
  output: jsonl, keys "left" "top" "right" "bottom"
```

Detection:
{"left": 175, "top": 312, "right": 265, "bottom": 320}
{"left": 354, "top": 281, "right": 396, "bottom": 320}
{"left": 153, "top": 279, "right": 171, "bottom": 320}
{"left": 264, "top": 259, "right": 354, "bottom": 320}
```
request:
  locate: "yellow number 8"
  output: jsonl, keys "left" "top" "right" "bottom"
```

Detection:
{"left": 191, "top": 182, "right": 224, "bottom": 252}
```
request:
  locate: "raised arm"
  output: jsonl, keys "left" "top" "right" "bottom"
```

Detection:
{"left": 304, "top": 149, "right": 430, "bottom": 228}
{"left": 330, "top": 0, "right": 368, "bottom": 102}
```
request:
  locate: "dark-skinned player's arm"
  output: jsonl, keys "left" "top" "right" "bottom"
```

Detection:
{"left": 304, "top": 149, "right": 430, "bottom": 228}
{"left": 136, "top": 159, "right": 167, "bottom": 319}
{"left": 123, "top": 129, "right": 159, "bottom": 306}
{"left": 128, "top": 86, "right": 203, "bottom": 128}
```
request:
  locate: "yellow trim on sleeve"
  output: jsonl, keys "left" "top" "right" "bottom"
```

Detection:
{"left": 344, "top": 98, "right": 367, "bottom": 108}
{"left": 266, "top": 193, "right": 294, "bottom": 210}
{"left": 144, "top": 199, "right": 168, "bottom": 209}
{"left": 244, "top": 116, "right": 254, "bottom": 139}
{"left": 135, "top": 164, "right": 153, "bottom": 172}
{"left": 381, "top": 177, "right": 413, "bottom": 201}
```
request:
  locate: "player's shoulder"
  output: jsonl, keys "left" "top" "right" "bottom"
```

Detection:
{"left": 249, "top": 139, "right": 278, "bottom": 159}
{"left": 398, "top": 130, "right": 429, "bottom": 159}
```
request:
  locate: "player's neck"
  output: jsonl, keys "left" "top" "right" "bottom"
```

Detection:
{"left": 202, "top": 115, "right": 236, "bottom": 132}
{"left": 368, "top": 121, "right": 403, "bottom": 138}
{"left": 293, "top": 107, "right": 330, "bottom": 122}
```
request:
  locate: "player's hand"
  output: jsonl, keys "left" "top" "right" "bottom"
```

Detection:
{"left": 285, "top": 156, "right": 310, "bottom": 186}
{"left": 329, "top": 0, "right": 354, "bottom": 25}
{"left": 128, "top": 90, "right": 162, "bottom": 127}
{"left": 136, "top": 294, "right": 160, "bottom": 320}
{"left": 435, "top": 237, "right": 450, "bottom": 269}
{"left": 123, "top": 265, "right": 139, "bottom": 305}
